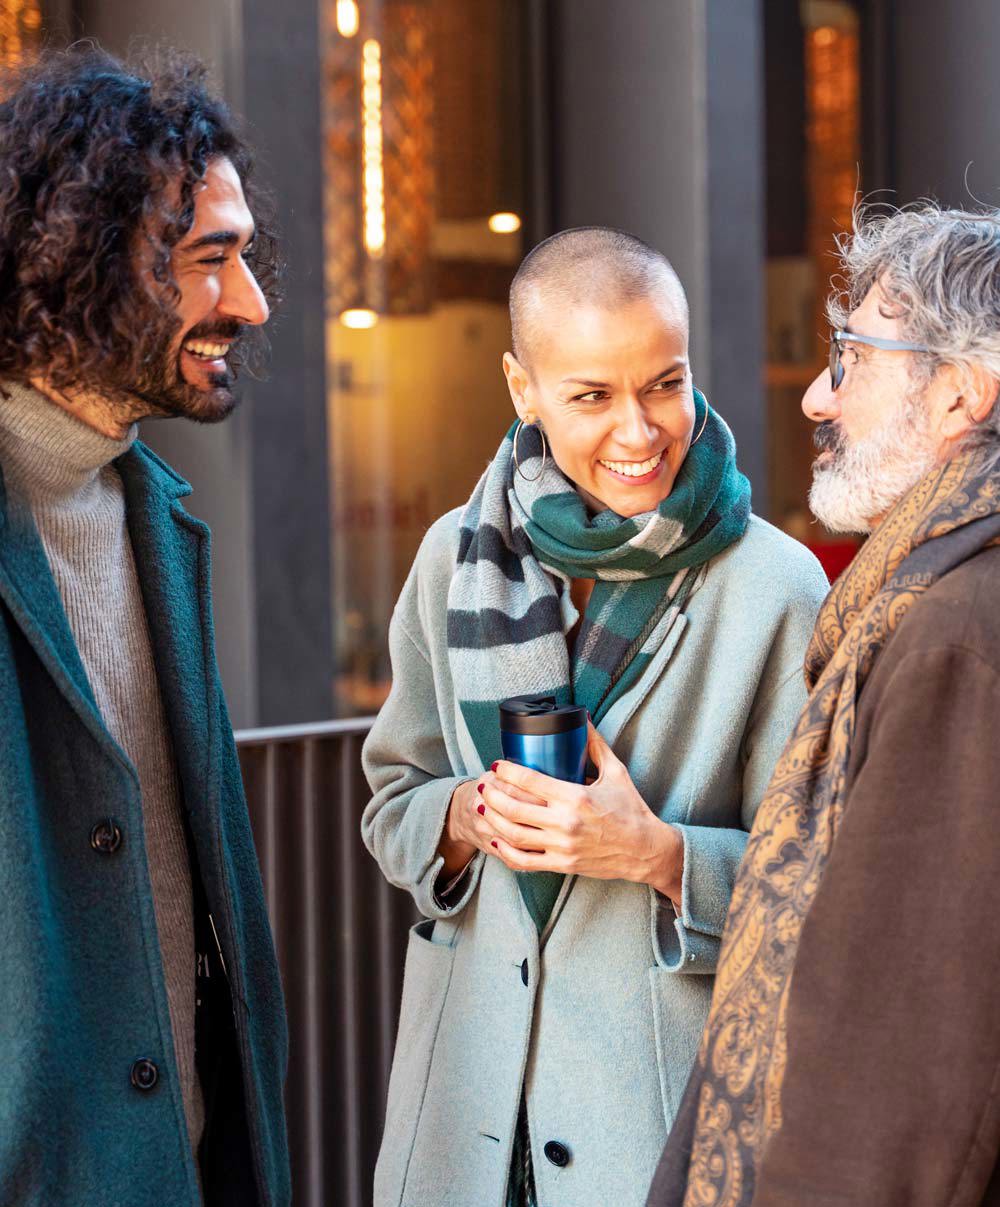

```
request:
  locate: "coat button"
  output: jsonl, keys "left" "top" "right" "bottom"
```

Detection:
{"left": 543, "top": 1140, "right": 570, "bottom": 1167}
{"left": 90, "top": 819, "right": 122, "bottom": 854}
{"left": 520, "top": 958, "right": 529, "bottom": 986}
{"left": 130, "top": 1059, "right": 159, "bottom": 1091}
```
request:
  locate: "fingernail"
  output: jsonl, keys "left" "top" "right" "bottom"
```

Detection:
{"left": 491, "top": 761, "right": 499, "bottom": 772}
{"left": 477, "top": 782, "right": 485, "bottom": 793}
{"left": 477, "top": 804, "right": 485, "bottom": 816}
{"left": 491, "top": 840, "right": 498, "bottom": 849}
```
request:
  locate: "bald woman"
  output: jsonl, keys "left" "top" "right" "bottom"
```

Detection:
{"left": 362, "top": 227, "right": 828, "bottom": 1207}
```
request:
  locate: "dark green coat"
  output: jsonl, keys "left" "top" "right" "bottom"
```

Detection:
{"left": 0, "top": 440, "right": 291, "bottom": 1206}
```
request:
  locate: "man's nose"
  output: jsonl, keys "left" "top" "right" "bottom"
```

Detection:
{"left": 801, "top": 368, "right": 840, "bottom": 424}
{"left": 218, "top": 258, "right": 270, "bottom": 327}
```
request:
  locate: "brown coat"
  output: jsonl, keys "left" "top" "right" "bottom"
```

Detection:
{"left": 650, "top": 543, "right": 1000, "bottom": 1207}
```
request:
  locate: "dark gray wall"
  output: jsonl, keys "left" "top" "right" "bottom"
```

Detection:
{"left": 73, "top": 0, "right": 243, "bottom": 96}
{"left": 240, "top": 0, "right": 333, "bottom": 726}
{"left": 548, "top": 0, "right": 767, "bottom": 512}
{"left": 706, "top": 1, "right": 765, "bottom": 507}
{"left": 72, "top": 0, "right": 260, "bottom": 726}
{"left": 892, "top": 0, "right": 1000, "bottom": 206}
{"left": 66, "top": 0, "right": 333, "bottom": 727}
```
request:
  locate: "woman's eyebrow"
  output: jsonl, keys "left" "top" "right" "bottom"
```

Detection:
{"left": 559, "top": 358, "right": 688, "bottom": 391}
{"left": 642, "top": 361, "right": 687, "bottom": 388}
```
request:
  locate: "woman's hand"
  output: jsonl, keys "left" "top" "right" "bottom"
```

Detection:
{"left": 437, "top": 775, "right": 547, "bottom": 878}
{"left": 480, "top": 723, "right": 685, "bottom": 903}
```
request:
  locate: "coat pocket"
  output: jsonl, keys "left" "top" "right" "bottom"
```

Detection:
{"left": 374, "top": 919, "right": 457, "bottom": 1207}
{"left": 648, "top": 966, "right": 713, "bottom": 1129}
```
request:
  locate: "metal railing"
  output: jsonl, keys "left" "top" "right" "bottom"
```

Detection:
{"left": 236, "top": 717, "right": 415, "bottom": 1207}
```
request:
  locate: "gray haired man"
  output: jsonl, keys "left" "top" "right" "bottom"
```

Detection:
{"left": 648, "top": 204, "right": 1000, "bottom": 1207}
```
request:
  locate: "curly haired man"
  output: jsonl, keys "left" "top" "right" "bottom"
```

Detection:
{"left": 0, "top": 47, "right": 289, "bottom": 1206}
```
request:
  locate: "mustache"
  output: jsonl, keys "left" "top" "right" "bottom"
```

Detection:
{"left": 183, "top": 318, "right": 245, "bottom": 344}
{"left": 813, "top": 421, "right": 846, "bottom": 454}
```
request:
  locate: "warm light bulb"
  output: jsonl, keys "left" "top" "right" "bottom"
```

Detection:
{"left": 340, "top": 308, "right": 379, "bottom": 329}
{"left": 813, "top": 26, "right": 836, "bottom": 46}
{"left": 336, "top": 0, "right": 360, "bottom": 37}
{"left": 488, "top": 212, "right": 522, "bottom": 235}
{"left": 361, "top": 39, "right": 386, "bottom": 257}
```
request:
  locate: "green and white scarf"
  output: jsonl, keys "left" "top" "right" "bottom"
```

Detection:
{"left": 447, "top": 388, "right": 750, "bottom": 930}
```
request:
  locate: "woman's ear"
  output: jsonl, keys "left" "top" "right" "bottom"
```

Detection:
{"left": 502, "top": 352, "right": 533, "bottom": 422}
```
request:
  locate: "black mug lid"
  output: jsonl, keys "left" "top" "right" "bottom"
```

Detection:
{"left": 499, "top": 694, "right": 588, "bottom": 736}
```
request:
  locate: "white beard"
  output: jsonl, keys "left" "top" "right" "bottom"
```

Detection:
{"left": 808, "top": 392, "right": 939, "bottom": 534}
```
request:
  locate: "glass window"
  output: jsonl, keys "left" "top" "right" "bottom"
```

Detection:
{"left": 320, "top": 0, "right": 533, "bottom": 716}
{"left": 765, "top": 0, "right": 862, "bottom": 579}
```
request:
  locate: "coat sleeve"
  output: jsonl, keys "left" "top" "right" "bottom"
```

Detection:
{"left": 653, "top": 519, "right": 827, "bottom": 978}
{"left": 753, "top": 643, "right": 1000, "bottom": 1206}
{"left": 361, "top": 588, "right": 485, "bottom": 921}
{"left": 657, "top": 660, "right": 810, "bottom": 974}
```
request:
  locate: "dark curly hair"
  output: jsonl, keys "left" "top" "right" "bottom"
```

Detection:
{"left": 0, "top": 43, "right": 281, "bottom": 400}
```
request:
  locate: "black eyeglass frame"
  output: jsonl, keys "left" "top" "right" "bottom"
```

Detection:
{"left": 828, "top": 329, "right": 933, "bottom": 390}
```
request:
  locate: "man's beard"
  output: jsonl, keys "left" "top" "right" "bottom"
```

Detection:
{"left": 808, "top": 387, "right": 938, "bottom": 534}
{"left": 130, "top": 318, "right": 246, "bottom": 425}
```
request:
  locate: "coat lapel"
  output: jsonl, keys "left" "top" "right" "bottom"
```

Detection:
{"left": 539, "top": 567, "right": 705, "bottom": 943}
{"left": 0, "top": 466, "right": 116, "bottom": 751}
{"left": 116, "top": 442, "right": 220, "bottom": 842}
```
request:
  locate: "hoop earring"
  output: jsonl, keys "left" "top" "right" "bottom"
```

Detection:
{"left": 513, "top": 419, "right": 548, "bottom": 482}
{"left": 690, "top": 398, "right": 709, "bottom": 447}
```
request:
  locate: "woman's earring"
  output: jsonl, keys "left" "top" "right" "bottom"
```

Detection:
{"left": 513, "top": 418, "right": 548, "bottom": 482}
{"left": 689, "top": 398, "right": 709, "bottom": 446}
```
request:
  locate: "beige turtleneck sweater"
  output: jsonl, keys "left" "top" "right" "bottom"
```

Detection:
{"left": 0, "top": 381, "right": 204, "bottom": 1155}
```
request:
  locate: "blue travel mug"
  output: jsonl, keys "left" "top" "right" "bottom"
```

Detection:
{"left": 499, "top": 695, "right": 589, "bottom": 785}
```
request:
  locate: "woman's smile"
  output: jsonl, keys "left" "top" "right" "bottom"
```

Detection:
{"left": 597, "top": 449, "right": 666, "bottom": 484}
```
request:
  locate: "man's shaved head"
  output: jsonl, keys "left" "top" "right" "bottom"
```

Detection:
{"left": 509, "top": 226, "right": 688, "bottom": 368}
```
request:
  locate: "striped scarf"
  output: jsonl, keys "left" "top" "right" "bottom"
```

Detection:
{"left": 446, "top": 388, "right": 751, "bottom": 931}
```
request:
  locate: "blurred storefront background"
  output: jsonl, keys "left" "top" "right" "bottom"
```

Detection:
{"left": 9, "top": 0, "right": 1000, "bottom": 725}
{"left": 321, "top": 1, "right": 538, "bottom": 714}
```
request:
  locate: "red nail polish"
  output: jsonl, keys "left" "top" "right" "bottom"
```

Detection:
{"left": 477, "top": 782, "right": 485, "bottom": 793}
{"left": 477, "top": 804, "right": 485, "bottom": 816}
{"left": 491, "top": 761, "right": 499, "bottom": 772}
{"left": 491, "top": 840, "right": 498, "bottom": 849}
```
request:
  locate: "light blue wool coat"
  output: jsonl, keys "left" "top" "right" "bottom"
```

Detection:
{"left": 362, "top": 507, "right": 828, "bottom": 1207}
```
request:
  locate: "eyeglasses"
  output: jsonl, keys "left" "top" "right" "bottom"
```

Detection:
{"left": 828, "top": 329, "right": 932, "bottom": 391}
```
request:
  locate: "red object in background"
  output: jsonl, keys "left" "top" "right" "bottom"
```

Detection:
{"left": 807, "top": 539, "right": 860, "bottom": 584}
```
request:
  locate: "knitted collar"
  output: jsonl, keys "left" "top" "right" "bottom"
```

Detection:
{"left": 0, "top": 380, "right": 137, "bottom": 500}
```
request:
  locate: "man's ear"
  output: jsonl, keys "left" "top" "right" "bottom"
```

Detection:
{"left": 502, "top": 352, "right": 533, "bottom": 422}
{"left": 963, "top": 363, "right": 1000, "bottom": 425}
{"left": 940, "top": 361, "right": 1000, "bottom": 440}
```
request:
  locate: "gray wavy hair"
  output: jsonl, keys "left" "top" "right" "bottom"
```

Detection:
{"left": 827, "top": 201, "right": 1000, "bottom": 450}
